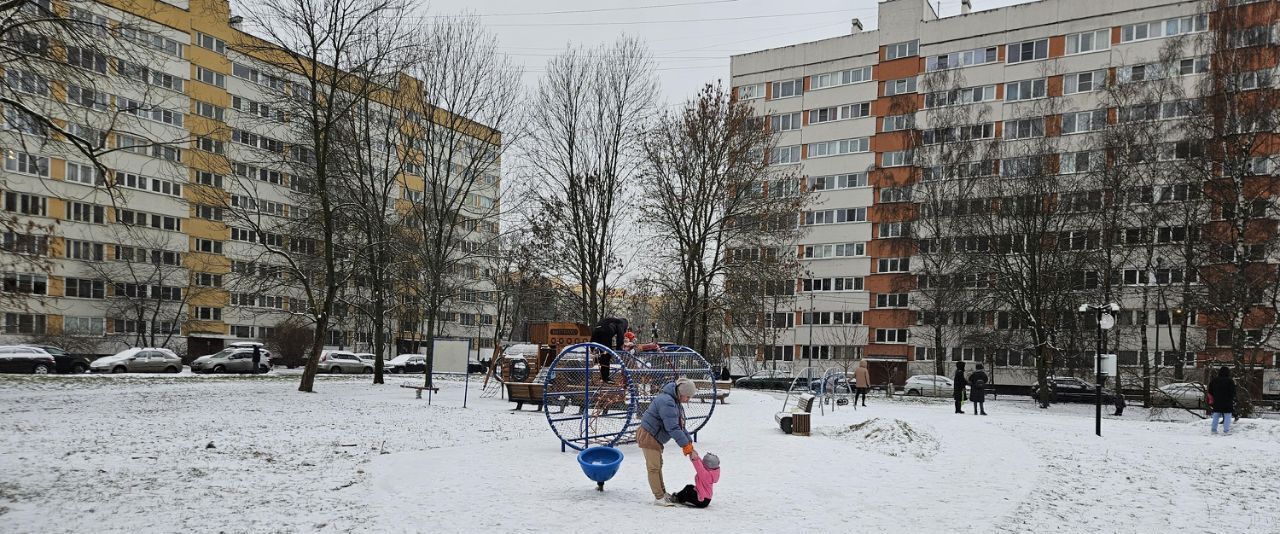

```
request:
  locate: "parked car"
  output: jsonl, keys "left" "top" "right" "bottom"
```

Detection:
{"left": 903, "top": 375, "right": 962, "bottom": 397}
{"left": 316, "top": 350, "right": 373, "bottom": 374}
{"left": 468, "top": 359, "right": 488, "bottom": 374}
{"left": 190, "top": 346, "right": 273, "bottom": 374}
{"left": 0, "top": 345, "right": 57, "bottom": 374}
{"left": 809, "top": 373, "right": 855, "bottom": 394}
{"left": 734, "top": 369, "right": 796, "bottom": 390}
{"left": 90, "top": 348, "right": 183, "bottom": 373}
{"left": 25, "top": 345, "right": 91, "bottom": 374}
{"left": 355, "top": 353, "right": 377, "bottom": 365}
{"left": 386, "top": 354, "right": 427, "bottom": 374}
{"left": 1156, "top": 382, "right": 1208, "bottom": 409}
{"left": 1030, "top": 376, "right": 1115, "bottom": 404}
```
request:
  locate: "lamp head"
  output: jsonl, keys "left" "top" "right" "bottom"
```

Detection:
{"left": 1078, "top": 304, "right": 1090, "bottom": 313}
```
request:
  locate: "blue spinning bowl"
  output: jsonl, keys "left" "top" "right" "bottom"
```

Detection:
{"left": 577, "top": 446, "right": 624, "bottom": 491}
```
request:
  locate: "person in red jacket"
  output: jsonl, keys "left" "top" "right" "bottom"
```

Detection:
{"left": 670, "top": 452, "right": 720, "bottom": 508}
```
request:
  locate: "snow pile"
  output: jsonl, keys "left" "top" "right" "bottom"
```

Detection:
{"left": 819, "top": 417, "right": 939, "bottom": 460}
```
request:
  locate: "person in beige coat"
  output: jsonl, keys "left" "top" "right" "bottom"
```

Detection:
{"left": 854, "top": 360, "right": 870, "bottom": 407}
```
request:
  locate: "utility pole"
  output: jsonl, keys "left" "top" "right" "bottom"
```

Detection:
{"left": 1080, "top": 302, "right": 1118, "bottom": 437}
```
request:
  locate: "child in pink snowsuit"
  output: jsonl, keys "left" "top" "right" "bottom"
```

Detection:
{"left": 671, "top": 452, "right": 719, "bottom": 508}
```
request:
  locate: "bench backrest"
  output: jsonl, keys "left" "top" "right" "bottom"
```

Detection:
{"left": 796, "top": 394, "right": 816, "bottom": 413}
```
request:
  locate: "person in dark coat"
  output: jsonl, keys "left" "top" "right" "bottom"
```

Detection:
{"left": 590, "top": 317, "right": 628, "bottom": 383}
{"left": 251, "top": 345, "right": 262, "bottom": 374}
{"left": 953, "top": 361, "right": 968, "bottom": 414}
{"left": 1112, "top": 386, "right": 1126, "bottom": 416}
{"left": 967, "top": 363, "right": 988, "bottom": 415}
{"left": 1208, "top": 366, "right": 1236, "bottom": 435}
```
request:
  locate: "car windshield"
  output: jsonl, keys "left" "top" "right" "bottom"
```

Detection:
{"left": 208, "top": 349, "right": 238, "bottom": 358}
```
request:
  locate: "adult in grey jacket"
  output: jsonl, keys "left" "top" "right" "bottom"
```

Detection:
{"left": 637, "top": 379, "right": 697, "bottom": 506}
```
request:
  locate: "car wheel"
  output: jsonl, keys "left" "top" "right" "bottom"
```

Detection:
{"left": 33, "top": 363, "right": 51, "bottom": 375}
{"left": 259, "top": 365, "right": 270, "bottom": 373}
{"left": 212, "top": 365, "right": 226, "bottom": 373}
{"left": 164, "top": 366, "right": 180, "bottom": 373}
{"left": 112, "top": 366, "right": 127, "bottom": 374}
{"left": 330, "top": 367, "right": 342, "bottom": 374}
{"left": 363, "top": 367, "right": 373, "bottom": 374}
{"left": 906, "top": 389, "right": 920, "bottom": 396}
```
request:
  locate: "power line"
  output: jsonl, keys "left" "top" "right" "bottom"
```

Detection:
{"left": 416, "top": 0, "right": 742, "bottom": 18}
{"left": 479, "top": 9, "right": 867, "bottom": 27}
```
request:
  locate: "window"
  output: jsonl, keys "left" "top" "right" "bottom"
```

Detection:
{"left": 67, "top": 84, "right": 108, "bottom": 111}
{"left": 2, "top": 232, "right": 49, "bottom": 255}
{"left": 1007, "top": 39, "right": 1048, "bottom": 63}
{"left": 66, "top": 239, "right": 104, "bottom": 261}
{"left": 802, "top": 242, "right": 866, "bottom": 259}
{"left": 801, "top": 277, "right": 864, "bottom": 292}
{"left": 198, "top": 137, "right": 225, "bottom": 154}
{"left": 1121, "top": 15, "right": 1207, "bottom": 43}
{"left": 923, "top": 124, "right": 995, "bottom": 145}
{"left": 770, "top": 112, "right": 801, "bottom": 132}
{"left": 1060, "top": 150, "right": 1104, "bottom": 174}
{"left": 194, "top": 239, "right": 224, "bottom": 254}
{"left": 885, "top": 40, "right": 918, "bottom": 60}
{"left": 194, "top": 101, "right": 225, "bottom": 121}
{"left": 1003, "top": 117, "right": 1044, "bottom": 139}
{"left": 1061, "top": 110, "right": 1107, "bottom": 134}
{"left": 2, "top": 273, "right": 47, "bottom": 294}
{"left": 878, "top": 222, "right": 908, "bottom": 238}
{"left": 196, "top": 67, "right": 225, "bottom": 88}
{"left": 3, "top": 192, "right": 47, "bottom": 216}
{"left": 1064, "top": 70, "right": 1107, "bottom": 94}
{"left": 808, "top": 137, "right": 869, "bottom": 158}
{"left": 65, "top": 46, "right": 107, "bottom": 73}
{"left": 882, "top": 150, "right": 912, "bottom": 167}
{"left": 925, "top": 46, "right": 998, "bottom": 71}
{"left": 1005, "top": 79, "right": 1046, "bottom": 101}
{"left": 771, "top": 79, "right": 802, "bottom": 99}
{"left": 5, "top": 69, "right": 49, "bottom": 96}
{"left": 1228, "top": 26, "right": 1271, "bottom": 48}
{"left": 65, "top": 162, "right": 102, "bottom": 185}
{"left": 875, "top": 328, "right": 909, "bottom": 343}
{"left": 196, "top": 307, "right": 223, "bottom": 321}
{"left": 770, "top": 146, "right": 801, "bottom": 165}
{"left": 195, "top": 273, "right": 223, "bottom": 287}
{"left": 881, "top": 114, "right": 914, "bottom": 132}
{"left": 875, "top": 293, "right": 909, "bottom": 308}
{"left": 877, "top": 257, "right": 910, "bottom": 272}
{"left": 808, "top": 173, "right": 867, "bottom": 191}
{"left": 924, "top": 85, "right": 996, "bottom": 108}
{"left": 884, "top": 77, "right": 917, "bottom": 96}
{"left": 4, "top": 150, "right": 49, "bottom": 177}
{"left": 64, "top": 316, "right": 105, "bottom": 336}
{"left": 1179, "top": 57, "right": 1210, "bottom": 76}
{"left": 1233, "top": 69, "right": 1273, "bottom": 91}
{"left": 809, "top": 102, "right": 870, "bottom": 124}
{"left": 121, "top": 27, "right": 184, "bottom": 57}
{"left": 809, "top": 66, "right": 872, "bottom": 90}
{"left": 65, "top": 201, "right": 105, "bottom": 223}
{"left": 4, "top": 313, "right": 45, "bottom": 334}
{"left": 195, "top": 205, "right": 223, "bottom": 221}
{"left": 803, "top": 208, "right": 867, "bottom": 225}
{"left": 880, "top": 187, "right": 912, "bottom": 203}
{"left": 1066, "top": 29, "right": 1110, "bottom": 55}
{"left": 737, "top": 83, "right": 764, "bottom": 100}
{"left": 65, "top": 278, "right": 104, "bottom": 299}
{"left": 196, "top": 172, "right": 225, "bottom": 189}
{"left": 196, "top": 32, "right": 226, "bottom": 54}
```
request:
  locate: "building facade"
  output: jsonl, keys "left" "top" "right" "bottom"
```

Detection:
{"left": 729, "top": 0, "right": 1280, "bottom": 391}
{"left": 0, "top": 0, "right": 499, "bottom": 359}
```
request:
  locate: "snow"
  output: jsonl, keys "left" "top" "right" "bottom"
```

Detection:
{"left": 2, "top": 373, "right": 1279, "bottom": 533}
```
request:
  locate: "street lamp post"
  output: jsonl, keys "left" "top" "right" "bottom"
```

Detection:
{"left": 1079, "top": 302, "right": 1119, "bottom": 437}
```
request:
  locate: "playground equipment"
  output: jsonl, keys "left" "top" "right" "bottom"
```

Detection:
{"left": 814, "top": 367, "right": 856, "bottom": 415}
{"left": 542, "top": 342, "right": 717, "bottom": 452}
{"left": 577, "top": 446, "right": 624, "bottom": 491}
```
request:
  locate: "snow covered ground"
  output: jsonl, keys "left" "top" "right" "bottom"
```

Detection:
{"left": 2, "top": 373, "right": 1278, "bottom": 533}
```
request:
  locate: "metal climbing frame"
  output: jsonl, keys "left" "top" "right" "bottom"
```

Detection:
{"left": 542, "top": 342, "right": 717, "bottom": 452}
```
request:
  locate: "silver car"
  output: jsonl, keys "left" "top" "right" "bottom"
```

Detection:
{"left": 1156, "top": 382, "right": 1207, "bottom": 409}
{"left": 90, "top": 348, "right": 183, "bottom": 373}
{"left": 903, "top": 375, "right": 962, "bottom": 397}
{"left": 190, "top": 347, "right": 273, "bottom": 373}
{"left": 317, "top": 351, "right": 372, "bottom": 374}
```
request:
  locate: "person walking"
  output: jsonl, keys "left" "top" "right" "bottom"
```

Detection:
{"left": 251, "top": 345, "right": 262, "bottom": 374}
{"left": 589, "top": 317, "right": 628, "bottom": 383}
{"left": 854, "top": 360, "right": 870, "bottom": 407}
{"left": 637, "top": 378, "right": 698, "bottom": 506}
{"left": 1208, "top": 366, "right": 1236, "bottom": 435}
{"left": 967, "top": 363, "right": 988, "bottom": 416}
{"left": 1112, "top": 386, "right": 1126, "bottom": 416}
{"left": 953, "top": 361, "right": 968, "bottom": 414}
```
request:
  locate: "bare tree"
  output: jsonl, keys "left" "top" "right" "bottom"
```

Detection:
{"left": 639, "top": 82, "right": 803, "bottom": 356}
{"left": 723, "top": 247, "right": 804, "bottom": 374}
{"left": 525, "top": 36, "right": 658, "bottom": 325}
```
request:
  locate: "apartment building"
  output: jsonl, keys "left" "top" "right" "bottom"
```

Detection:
{"left": 0, "top": 0, "right": 499, "bottom": 358}
{"left": 729, "top": 0, "right": 1280, "bottom": 389}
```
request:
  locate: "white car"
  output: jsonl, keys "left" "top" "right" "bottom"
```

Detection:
{"left": 903, "top": 374, "right": 963, "bottom": 397}
{"left": 90, "top": 348, "right": 183, "bottom": 374}
{"left": 354, "top": 353, "right": 377, "bottom": 365}
{"left": 1157, "top": 382, "right": 1207, "bottom": 409}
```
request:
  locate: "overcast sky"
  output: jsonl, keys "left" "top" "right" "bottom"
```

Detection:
{"left": 415, "top": 0, "right": 1037, "bottom": 105}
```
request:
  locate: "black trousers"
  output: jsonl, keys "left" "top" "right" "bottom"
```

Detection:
{"left": 673, "top": 484, "right": 710, "bottom": 508}
{"left": 590, "top": 328, "right": 613, "bottom": 383}
{"left": 954, "top": 395, "right": 964, "bottom": 413}
{"left": 855, "top": 388, "right": 868, "bottom": 405}
{"left": 598, "top": 353, "right": 612, "bottom": 383}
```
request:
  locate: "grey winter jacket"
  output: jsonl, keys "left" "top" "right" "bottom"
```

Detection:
{"left": 639, "top": 382, "right": 692, "bottom": 448}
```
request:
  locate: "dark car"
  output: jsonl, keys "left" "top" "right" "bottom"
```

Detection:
{"left": 1031, "top": 376, "right": 1115, "bottom": 404}
{"left": 734, "top": 369, "right": 797, "bottom": 390}
{"left": 28, "top": 345, "right": 91, "bottom": 374}
{"left": 0, "top": 345, "right": 57, "bottom": 374}
{"left": 386, "top": 354, "right": 427, "bottom": 373}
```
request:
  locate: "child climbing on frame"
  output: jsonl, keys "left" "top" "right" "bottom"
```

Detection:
{"left": 668, "top": 452, "right": 720, "bottom": 508}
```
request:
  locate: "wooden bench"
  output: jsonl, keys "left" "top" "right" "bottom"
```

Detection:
{"left": 775, "top": 394, "right": 815, "bottom": 435}
{"left": 400, "top": 384, "right": 441, "bottom": 404}
{"left": 504, "top": 382, "right": 546, "bottom": 412}
{"left": 693, "top": 380, "right": 733, "bottom": 404}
